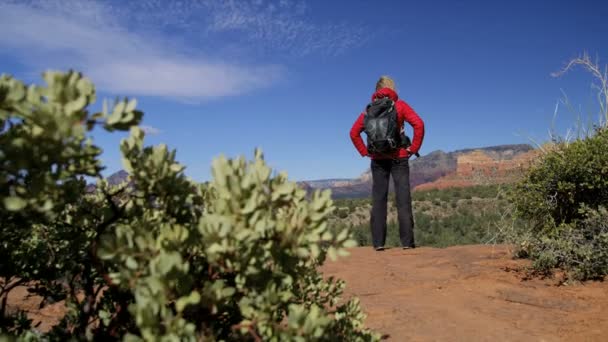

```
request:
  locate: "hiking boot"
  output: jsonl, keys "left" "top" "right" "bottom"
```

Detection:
{"left": 402, "top": 245, "right": 415, "bottom": 250}
{"left": 374, "top": 246, "right": 385, "bottom": 251}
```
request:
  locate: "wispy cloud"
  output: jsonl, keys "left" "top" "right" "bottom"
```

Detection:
{"left": 108, "top": 0, "right": 367, "bottom": 57}
{"left": 197, "top": 0, "right": 367, "bottom": 56}
{"left": 0, "top": 0, "right": 366, "bottom": 100}
{"left": 0, "top": 0, "right": 282, "bottom": 100}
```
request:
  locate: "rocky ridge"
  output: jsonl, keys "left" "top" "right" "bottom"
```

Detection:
{"left": 303, "top": 144, "right": 537, "bottom": 198}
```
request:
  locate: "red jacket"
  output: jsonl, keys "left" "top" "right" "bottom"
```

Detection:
{"left": 350, "top": 88, "right": 425, "bottom": 159}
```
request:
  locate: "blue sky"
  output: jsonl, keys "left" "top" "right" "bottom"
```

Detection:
{"left": 1, "top": 0, "right": 608, "bottom": 181}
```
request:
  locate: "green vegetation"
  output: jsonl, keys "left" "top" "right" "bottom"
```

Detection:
{"left": 508, "top": 127, "right": 608, "bottom": 280}
{"left": 0, "top": 72, "right": 378, "bottom": 340}
{"left": 505, "top": 54, "right": 608, "bottom": 281}
{"left": 331, "top": 185, "right": 510, "bottom": 248}
{"left": 411, "top": 185, "right": 501, "bottom": 202}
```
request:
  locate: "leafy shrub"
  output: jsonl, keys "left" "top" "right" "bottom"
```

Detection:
{"left": 519, "top": 207, "right": 608, "bottom": 280}
{"left": 509, "top": 128, "right": 608, "bottom": 280}
{"left": 508, "top": 54, "right": 608, "bottom": 280}
{"left": 512, "top": 128, "right": 608, "bottom": 233}
{"left": 0, "top": 71, "right": 379, "bottom": 341}
{"left": 337, "top": 207, "right": 350, "bottom": 219}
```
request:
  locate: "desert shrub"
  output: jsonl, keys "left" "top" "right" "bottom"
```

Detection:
{"left": 0, "top": 71, "right": 379, "bottom": 340}
{"left": 512, "top": 127, "right": 608, "bottom": 233}
{"left": 414, "top": 209, "right": 502, "bottom": 247}
{"left": 349, "top": 227, "right": 372, "bottom": 247}
{"left": 336, "top": 207, "right": 350, "bottom": 219}
{"left": 508, "top": 55, "right": 608, "bottom": 280}
{"left": 510, "top": 127, "right": 608, "bottom": 280}
{"left": 518, "top": 207, "right": 608, "bottom": 280}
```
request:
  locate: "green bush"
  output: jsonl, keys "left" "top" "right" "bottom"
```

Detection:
{"left": 512, "top": 128, "right": 608, "bottom": 233}
{"left": 519, "top": 207, "right": 608, "bottom": 280}
{"left": 0, "top": 71, "right": 379, "bottom": 341}
{"left": 336, "top": 207, "right": 350, "bottom": 219}
{"left": 509, "top": 128, "right": 608, "bottom": 279}
{"left": 510, "top": 126, "right": 608, "bottom": 280}
{"left": 505, "top": 54, "right": 608, "bottom": 281}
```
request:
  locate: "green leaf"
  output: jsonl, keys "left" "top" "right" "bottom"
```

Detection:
{"left": 176, "top": 291, "right": 201, "bottom": 312}
{"left": 4, "top": 196, "right": 27, "bottom": 211}
{"left": 126, "top": 256, "right": 138, "bottom": 270}
{"left": 31, "top": 125, "right": 44, "bottom": 136}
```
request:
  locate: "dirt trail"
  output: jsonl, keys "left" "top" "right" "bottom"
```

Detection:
{"left": 6, "top": 245, "right": 608, "bottom": 340}
{"left": 321, "top": 245, "right": 608, "bottom": 342}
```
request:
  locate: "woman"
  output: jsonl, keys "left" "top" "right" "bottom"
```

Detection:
{"left": 349, "top": 76, "right": 425, "bottom": 251}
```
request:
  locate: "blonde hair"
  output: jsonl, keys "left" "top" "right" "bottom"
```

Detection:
{"left": 376, "top": 75, "right": 396, "bottom": 91}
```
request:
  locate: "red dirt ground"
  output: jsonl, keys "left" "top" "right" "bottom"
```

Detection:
{"left": 6, "top": 245, "right": 608, "bottom": 340}
{"left": 321, "top": 245, "right": 608, "bottom": 341}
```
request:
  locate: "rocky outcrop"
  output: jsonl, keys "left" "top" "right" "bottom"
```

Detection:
{"left": 415, "top": 148, "right": 540, "bottom": 190}
{"left": 303, "top": 144, "right": 536, "bottom": 198}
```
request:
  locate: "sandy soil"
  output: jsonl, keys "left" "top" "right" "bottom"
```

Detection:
{"left": 4, "top": 285, "right": 66, "bottom": 332}
{"left": 5, "top": 244, "right": 608, "bottom": 340}
{"left": 321, "top": 245, "right": 608, "bottom": 341}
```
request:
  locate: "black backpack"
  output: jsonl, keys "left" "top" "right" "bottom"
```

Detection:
{"left": 364, "top": 98, "right": 400, "bottom": 154}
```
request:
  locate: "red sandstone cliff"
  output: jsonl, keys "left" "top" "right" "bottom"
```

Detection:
{"left": 300, "top": 144, "right": 538, "bottom": 198}
{"left": 414, "top": 148, "right": 540, "bottom": 190}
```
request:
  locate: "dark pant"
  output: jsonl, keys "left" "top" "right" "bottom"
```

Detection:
{"left": 370, "top": 157, "right": 415, "bottom": 248}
